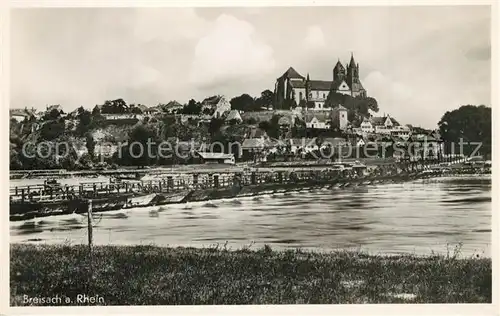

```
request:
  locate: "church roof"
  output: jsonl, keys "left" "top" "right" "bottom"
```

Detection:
{"left": 282, "top": 67, "right": 304, "bottom": 79}
{"left": 332, "top": 78, "right": 348, "bottom": 90}
{"left": 334, "top": 60, "right": 345, "bottom": 72}
{"left": 289, "top": 80, "right": 332, "bottom": 90}
{"left": 309, "top": 80, "right": 333, "bottom": 90}
{"left": 348, "top": 81, "right": 365, "bottom": 92}
{"left": 349, "top": 53, "right": 357, "bottom": 68}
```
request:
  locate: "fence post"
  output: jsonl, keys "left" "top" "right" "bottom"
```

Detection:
{"left": 87, "top": 199, "right": 93, "bottom": 254}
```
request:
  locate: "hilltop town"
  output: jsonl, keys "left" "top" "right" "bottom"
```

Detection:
{"left": 9, "top": 55, "right": 486, "bottom": 170}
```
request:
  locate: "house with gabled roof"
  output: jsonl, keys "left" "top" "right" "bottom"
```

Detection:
{"left": 224, "top": 110, "right": 242, "bottom": 124}
{"left": 162, "top": 101, "right": 184, "bottom": 114}
{"left": 10, "top": 108, "right": 36, "bottom": 123}
{"left": 201, "top": 95, "right": 231, "bottom": 118}
{"left": 304, "top": 112, "right": 331, "bottom": 130}
{"left": 370, "top": 114, "right": 400, "bottom": 135}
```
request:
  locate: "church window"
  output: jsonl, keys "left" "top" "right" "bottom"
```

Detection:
{"left": 299, "top": 92, "right": 302, "bottom": 100}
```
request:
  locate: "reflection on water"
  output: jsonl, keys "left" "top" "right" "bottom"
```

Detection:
{"left": 10, "top": 176, "right": 491, "bottom": 257}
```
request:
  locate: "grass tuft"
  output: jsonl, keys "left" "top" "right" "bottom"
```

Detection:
{"left": 10, "top": 243, "right": 491, "bottom": 305}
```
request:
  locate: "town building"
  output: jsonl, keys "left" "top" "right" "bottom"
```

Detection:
{"left": 330, "top": 105, "right": 349, "bottom": 131}
{"left": 162, "top": 101, "right": 184, "bottom": 114}
{"left": 300, "top": 105, "right": 348, "bottom": 131}
{"left": 390, "top": 125, "right": 411, "bottom": 140}
{"left": 225, "top": 110, "right": 243, "bottom": 124}
{"left": 10, "top": 108, "right": 36, "bottom": 123}
{"left": 197, "top": 152, "right": 235, "bottom": 165}
{"left": 102, "top": 113, "right": 143, "bottom": 122}
{"left": 304, "top": 112, "right": 330, "bottom": 130}
{"left": 95, "top": 142, "right": 119, "bottom": 158}
{"left": 274, "top": 53, "right": 367, "bottom": 110}
{"left": 201, "top": 95, "right": 231, "bottom": 118}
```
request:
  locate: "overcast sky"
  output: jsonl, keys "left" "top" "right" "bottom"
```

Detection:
{"left": 11, "top": 6, "right": 491, "bottom": 128}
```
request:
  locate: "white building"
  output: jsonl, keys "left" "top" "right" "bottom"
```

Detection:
{"left": 390, "top": 125, "right": 411, "bottom": 140}
{"left": 201, "top": 95, "right": 231, "bottom": 118}
{"left": 225, "top": 110, "right": 243, "bottom": 123}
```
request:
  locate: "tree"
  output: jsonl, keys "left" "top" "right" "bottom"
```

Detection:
{"left": 76, "top": 109, "right": 93, "bottom": 135}
{"left": 438, "top": 105, "right": 491, "bottom": 156}
{"left": 181, "top": 99, "right": 202, "bottom": 115}
{"left": 40, "top": 120, "right": 66, "bottom": 141}
{"left": 291, "top": 119, "right": 306, "bottom": 138}
{"left": 255, "top": 89, "right": 274, "bottom": 110}
{"left": 85, "top": 132, "right": 96, "bottom": 158}
{"left": 43, "top": 108, "right": 62, "bottom": 120}
{"left": 101, "top": 98, "right": 128, "bottom": 114}
{"left": 92, "top": 105, "right": 101, "bottom": 116}
{"left": 209, "top": 118, "right": 225, "bottom": 137}
{"left": 258, "top": 115, "right": 281, "bottom": 139}
{"left": 230, "top": 94, "right": 255, "bottom": 111}
{"left": 120, "top": 124, "right": 160, "bottom": 166}
{"left": 130, "top": 104, "right": 143, "bottom": 114}
{"left": 244, "top": 117, "right": 258, "bottom": 125}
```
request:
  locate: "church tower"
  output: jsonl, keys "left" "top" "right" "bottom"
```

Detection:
{"left": 346, "top": 52, "right": 359, "bottom": 85}
{"left": 333, "top": 59, "right": 346, "bottom": 82}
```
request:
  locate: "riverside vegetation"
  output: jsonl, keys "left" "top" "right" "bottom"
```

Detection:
{"left": 10, "top": 243, "right": 491, "bottom": 305}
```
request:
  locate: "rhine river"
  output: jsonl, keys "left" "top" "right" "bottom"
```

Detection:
{"left": 10, "top": 176, "right": 491, "bottom": 257}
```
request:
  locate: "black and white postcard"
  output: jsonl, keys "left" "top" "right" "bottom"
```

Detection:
{"left": 1, "top": 1, "right": 497, "bottom": 315}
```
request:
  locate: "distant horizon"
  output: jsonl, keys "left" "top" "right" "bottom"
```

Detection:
{"left": 10, "top": 6, "right": 491, "bottom": 129}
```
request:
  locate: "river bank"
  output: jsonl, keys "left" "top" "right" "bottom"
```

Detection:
{"left": 10, "top": 243, "right": 491, "bottom": 305}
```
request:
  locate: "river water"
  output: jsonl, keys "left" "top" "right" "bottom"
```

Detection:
{"left": 10, "top": 176, "right": 491, "bottom": 257}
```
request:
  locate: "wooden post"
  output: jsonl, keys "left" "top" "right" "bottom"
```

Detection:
{"left": 15, "top": 187, "right": 18, "bottom": 196}
{"left": 87, "top": 199, "right": 93, "bottom": 254}
{"left": 125, "top": 182, "right": 129, "bottom": 193}
{"left": 21, "top": 189, "right": 25, "bottom": 203}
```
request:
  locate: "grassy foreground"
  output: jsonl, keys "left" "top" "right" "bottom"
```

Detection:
{"left": 10, "top": 244, "right": 491, "bottom": 305}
